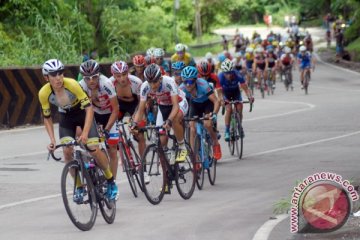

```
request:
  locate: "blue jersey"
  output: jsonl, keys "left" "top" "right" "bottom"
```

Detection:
{"left": 218, "top": 71, "right": 245, "bottom": 94}
{"left": 179, "top": 78, "right": 213, "bottom": 103}
{"left": 297, "top": 52, "right": 312, "bottom": 69}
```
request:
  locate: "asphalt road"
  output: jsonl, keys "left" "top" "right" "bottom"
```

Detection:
{"left": 1, "top": 30, "right": 360, "bottom": 240}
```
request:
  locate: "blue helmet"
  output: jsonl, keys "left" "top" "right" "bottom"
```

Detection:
{"left": 171, "top": 61, "right": 186, "bottom": 71}
{"left": 181, "top": 66, "right": 198, "bottom": 79}
{"left": 218, "top": 54, "right": 226, "bottom": 63}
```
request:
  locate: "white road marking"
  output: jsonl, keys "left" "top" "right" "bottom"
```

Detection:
{"left": 252, "top": 214, "right": 288, "bottom": 240}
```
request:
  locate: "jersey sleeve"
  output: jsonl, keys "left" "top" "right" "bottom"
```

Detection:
{"left": 166, "top": 78, "right": 179, "bottom": 96}
{"left": 103, "top": 79, "right": 117, "bottom": 99}
{"left": 211, "top": 74, "right": 222, "bottom": 89}
{"left": 68, "top": 78, "right": 91, "bottom": 109}
{"left": 38, "top": 84, "right": 52, "bottom": 118}
{"left": 140, "top": 82, "right": 150, "bottom": 102}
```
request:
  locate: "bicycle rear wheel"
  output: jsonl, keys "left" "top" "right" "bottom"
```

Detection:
{"left": 207, "top": 144, "right": 217, "bottom": 185}
{"left": 228, "top": 116, "right": 235, "bottom": 155}
{"left": 61, "top": 160, "right": 97, "bottom": 231}
{"left": 194, "top": 135, "right": 205, "bottom": 190}
{"left": 175, "top": 143, "right": 196, "bottom": 199}
{"left": 119, "top": 143, "right": 138, "bottom": 198}
{"left": 304, "top": 71, "right": 310, "bottom": 95}
{"left": 94, "top": 167, "right": 116, "bottom": 224}
{"left": 141, "top": 144, "right": 165, "bottom": 205}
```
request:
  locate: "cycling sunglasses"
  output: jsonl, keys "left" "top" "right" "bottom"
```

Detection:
{"left": 49, "top": 69, "right": 64, "bottom": 77}
{"left": 84, "top": 73, "right": 100, "bottom": 81}
{"left": 184, "top": 79, "right": 196, "bottom": 85}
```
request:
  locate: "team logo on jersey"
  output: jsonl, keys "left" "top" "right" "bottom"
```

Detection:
{"left": 104, "top": 86, "right": 112, "bottom": 95}
{"left": 142, "top": 85, "right": 150, "bottom": 96}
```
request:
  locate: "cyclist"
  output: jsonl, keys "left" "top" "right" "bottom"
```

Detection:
{"left": 79, "top": 60, "right": 120, "bottom": 179}
{"left": 297, "top": 45, "right": 315, "bottom": 89}
{"left": 171, "top": 61, "right": 186, "bottom": 86}
{"left": 205, "top": 52, "right": 216, "bottom": 73}
{"left": 131, "top": 55, "right": 146, "bottom": 81}
{"left": 232, "top": 52, "right": 245, "bottom": 74}
{"left": 38, "top": 59, "right": 118, "bottom": 201}
{"left": 244, "top": 47, "right": 255, "bottom": 85}
{"left": 171, "top": 43, "right": 196, "bottom": 67}
{"left": 179, "top": 66, "right": 222, "bottom": 160}
{"left": 196, "top": 61, "right": 222, "bottom": 98}
{"left": 266, "top": 46, "right": 278, "bottom": 89}
{"left": 217, "top": 59, "right": 254, "bottom": 141}
{"left": 109, "top": 61, "right": 146, "bottom": 157}
{"left": 253, "top": 47, "right": 268, "bottom": 88}
{"left": 132, "top": 64, "right": 189, "bottom": 162}
{"left": 279, "top": 46, "right": 295, "bottom": 88}
{"left": 154, "top": 48, "right": 171, "bottom": 76}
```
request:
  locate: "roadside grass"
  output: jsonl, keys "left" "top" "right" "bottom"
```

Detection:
{"left": 346, "top": 37, "right": 360, "bottom": 62}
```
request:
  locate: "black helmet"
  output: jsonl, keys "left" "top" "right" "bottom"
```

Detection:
{"left": 80, "top": 60, "right": 100, "bottom": 76}
{"left": 144, "top": 63, "right": 162, "bottom": 83}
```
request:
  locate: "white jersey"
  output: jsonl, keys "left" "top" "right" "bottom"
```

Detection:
{"left": 79, "top": 74, "right": 116, "bottom": 114}
{"left": 140, "top": 76, "right": 185, "bottom": 105}
{"left": 109, "top": 74, "right": 142, "bottom": 98}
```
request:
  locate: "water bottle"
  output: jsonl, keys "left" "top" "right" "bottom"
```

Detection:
{"left": 169, "top": 149, "right": 176, "bottom": 165}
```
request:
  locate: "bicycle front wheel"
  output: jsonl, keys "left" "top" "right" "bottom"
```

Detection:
{"left": 175, "top": 142, "right": 196, "bottom": 199}
{"left": 235, "top": 114, "right": 244, "bottom": 159}
{"left": 61, "top": 160, "right": 97, "bottom": 231}
{"left": 94, "top": 167, "right": 116, "bottom": 224}
{"left": 207, "top": 145, "right": 217, "bottom": 185}
{"left": 228, "top": 117, "right": 235, "bottom": 156}
{"left": 194, "top": 135, "right": 205, "bottom": 190}
{"left": 141, "top": 144, "right": 165, "bottom": 205}
{"left": 304, "top": 72, "right": 310, "bottom": 95}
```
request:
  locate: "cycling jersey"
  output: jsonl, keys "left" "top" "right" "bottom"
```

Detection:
{"left": 232, "top": 58, "right": 244, "bottom": 71}
{"left": 298, "top": 52, "right": 312, "bottom": 69}
{"left": 218, "top": 71, "right": 245, "bottom": 101}
{"left": 179, "top": 78, "right": 213, "bottom": 104}
{"left": 245, "top": 53, "right": 254, "bottom": 69}
{"left": 201, "top": 73, "right": 221, "bottom": 90}
{"left": 38, "top": 77, "right": 90, "bottom": 117}
{"left": 267, "top": 53, "right": 277, "bottom": 68}
{"left": 280, "top": 54, "right": 294, "bottom": 66}
{"left": 79, "top": 75, "right": 116, "bottom": 115}
{"left": 140, "top": 76, "right": 185, "bottom": 105}
{"left": 171, "top": 52, "right": 196, "bottom": 67}
{"left": 255, "top": 53, "right": 266, "bottom": 70}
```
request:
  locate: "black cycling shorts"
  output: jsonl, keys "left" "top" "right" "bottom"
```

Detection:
{"left": 118, "top": 97, "right": 139, "bottom": 120}
{"left": 188, "top": 99, "right": 214, "bottom": 117}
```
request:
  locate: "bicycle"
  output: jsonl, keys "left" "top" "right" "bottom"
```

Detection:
{"left": 303, "top": 67, "right": 311, "bottom": 95}
{"left": 145, "top": 97, "right": 158, "bottom": 141}
{"left": 283, "top": 65, "right": 293, "bottom": 91}
{"left": 227, "top": 100, "right": 253, "bottom": 159}
{"left": 265, "top": 68, "right": 274, "bottom": 96}
{"left": 184, "top": 115, "right": 217, "bottom": 190}
{"left": 247, "top": 69, "right": 255, "bottom": 95}
{"left": 256, "top": 70, "right": 266, "bottom": 99}
{"left": 117, "top": 119, "right": 143, "bottom": 198}
{"left": 48, "top": 140, "right": 116, "bottom": 231}
{"left": 139, "top": 126, "right": 196, "bottom": 205}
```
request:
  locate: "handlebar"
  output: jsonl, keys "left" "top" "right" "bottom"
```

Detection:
{"left": 47, "top": 140, "right": 95, "bottom": 161}
{"left": 224, "top": 100, "right": 253, "bottom": 112}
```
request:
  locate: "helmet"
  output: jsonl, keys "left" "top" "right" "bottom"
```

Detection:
{"left": 153, "top": 48, "right": 165, "bottom": 58}
{"left": 175, "top": 43, "right": 186, "bottom": 52}
{"left": 197, "top": 61, "right": 212, "bottom": 76}
{"left": 181, "top": 66, "right": 198, "bottom": 79}
{"left": 144, "top": 55, "right": 155, "bottom": 66}
{"left": 266, "top": 45, "right": 274, "bottom": 52}
{"left": 255, "top": 47, "right": 264, "bottom": 53}
{"left": 171, "top": 61, "right": 186, "bottom": 71}
{"left": 132, "top": 55, "right": 145, "bottom": 66}
{"left": 246, "top": 47, "right": 254, "bottom": 53}
{"left": 42, "top": 59, "right": 64, "bottom": 76}
{"left": 279, "top": 41, "right": 284, "bottom": 47}
{"left": 111, "top": 61, "right": 128, "bottom": 75}
{"left": 218, "top": 53, "right": 226, "bottom": 63}
{"left": 268, "top": 36, "right": 274, "bottom": 42}
{"left": 299, "top": 45, "right": 306, "bottom": 52}
{"left": 146, "top": 47, "right": 155, "bottom": 57}
{"left": 284, "top": 47, "right": 291, "bottom": 54}
{"left": 144, "top": 63, "right": 162, "bottom": 82}
{"left": 221, "top": 59, "right": 234, "bottom": 72}
{"left": 205, "top": 52, "right": 213, "bottom": 59}
{"left": 235, "top": 52, "right": 242, "bottom": 58}
{"left": 80, "top": 59, "right": 100, "bottom": 76}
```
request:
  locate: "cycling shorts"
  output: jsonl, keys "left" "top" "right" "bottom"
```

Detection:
{"left": 223, "top": 91, "right": 243, "bottom": 102}
{"left": 188, "top": 99, "right": 214, "bottom": 118}
{"left": 156, "top": 99, "right": 188, "bottom": 126}
{"left": 118, "top": 97, "right": 139, "bottom": 120}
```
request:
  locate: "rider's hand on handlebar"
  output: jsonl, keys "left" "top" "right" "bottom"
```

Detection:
{"left": 249, "top": 96, "right": 255, "bottom": 104}
{"left": 47, "top": 142, "right": 56, "bottom": 152}
{"left": 129, "top": 122, "right": 139, "bottom": 134}
{"left": 163, "top": 119, "right": 172, "bottom": 131}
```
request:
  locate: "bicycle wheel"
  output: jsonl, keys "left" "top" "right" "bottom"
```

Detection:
{"left": 94, "top": 167, "right": 116, "bottom": 224}
{"left": 207, "top": 144, "right": 217, "bottom": 185}
{"left": 119, "top": 143, "right": 138, "bottom": 198}
{"left": 61, "top": 160, "right": 97, "bottom": 231}
{"left": 235, "top": 114, "right": 244, "bottom": 159}
{"left": 140, "top": 144, "right": 165, "bottom": 205}
{"left": 175, "top": 142, "right": 196, "bottom": 199}
{"left": 128, "top": 142, "right": 143, "bottom": 192}
{"left": 260, "top": 82, "right": 265, "bottom": 98}
{"left": 304, "top": 71, "right": 310, "bottom": 95}
{"left": 194, "top": 135, "right": 205, "bottom": 190}
{"left": 228, "top": 116, "right": 235, "bottom": 156}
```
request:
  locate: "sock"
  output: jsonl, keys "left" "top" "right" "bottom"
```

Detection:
{"left": 178, "top": 139, "right": 185, "bottom": 150}
{"left": 104, "top": 168, "right": 113, "bottom": 181}
{"left": 225, "top": 125, "right": 230, "bottom": 132}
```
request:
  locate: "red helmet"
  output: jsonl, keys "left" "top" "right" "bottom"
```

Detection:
{"left": 144, "top": 55, "right": 156, "bottom": 66}
{"left": 196, "top": 61, "right": 212, "bottom": 76}
{"left": 132, "top": 55, "right": 145, "bottom": 66}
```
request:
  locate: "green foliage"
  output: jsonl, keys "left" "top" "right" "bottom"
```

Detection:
{"left": 346, "top": 37, "right": 360, "bottom": 61}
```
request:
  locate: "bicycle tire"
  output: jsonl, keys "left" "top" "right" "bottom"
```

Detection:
{"left": 175, "top": 142, "right": 196, "bottom": 199}
{"left": 120, "top": 143, "right": 138, "bottom": 198}
{"left": 235, "top": 113, "right": 244, "bottom": 159}
{"left": 95, "top": 167, "right": 116, "bottom": 224}
{"left": 207, "top": 146, "right": 217, "bottom": 185}
{"left": 194, "top": 135, "right": 205, "bottom": 190}
{"left": 304, "top": 71, "right": 310, "bottom": 95}
{"left": 228, "top": 115, "right": 236, "bottom": 155}
{"left": 61, "top": 160, "right": 97, "bottom": 231}
{"left": 140, "top": 144, "right": 165, "bottom": 205}
{"left": 128, "top": 142, "right": 143, "bottom": 192}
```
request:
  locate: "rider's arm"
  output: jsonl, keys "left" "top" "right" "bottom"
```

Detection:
{"left": 168, "top": 95, "right": 180, "bottom": 122}
{"left": 208, "top": 93, "right": 220, "bottom": 114}
{"left": 82, "top": 105, "right": 94, "bottom": 138}
{"left": 44, "top": 117, "right": 56, "bottom": 145}
{"left": 133, "top": 100, "right": 146, "bottom": 124}
{"left": 105, "top": 97, "right": 119, "bottom": 131}
{"left": 240, "top": 83, "right": 252, "bottom": 100}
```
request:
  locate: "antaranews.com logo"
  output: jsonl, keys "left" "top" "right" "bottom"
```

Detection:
{"left": 290, "top": 172, "right": 359, "bottom": 233}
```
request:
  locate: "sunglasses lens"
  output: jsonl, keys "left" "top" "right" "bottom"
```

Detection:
{"left": 49, "top": 70, "right": 64, "bottom": 77}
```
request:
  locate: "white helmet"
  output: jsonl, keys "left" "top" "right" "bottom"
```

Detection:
{"left": 235, "top": 52, "right": 242, "bottom": 58}
{"left": 221, "top": 59, "right": 235, "bottom": 72}
{"left": 42, "top": 59, "right": 64, "bottom": 76}
{"left": 284, "top": 47, "right": 291, "bottom": 54}
{"left": 299, "top": 45, "right": 306, "bottom": 52}
{"left": 205, "top": 52, "right": 213, "bottom": 59}
{"left": 255, "top": 47, "right": 264, "bottom": 53}
{"left": 153, "top": 48, "right": 165, "bottom": 58}
{"left": 175, "top": 43, "right": 186, "bottom": 52}
{"left": 146, "top": 47, "right": 155, "bottom": 57}
{"left": 279, "top": 41, "right": 284, "bottom": 47}
{"left": 246, "top": 47, "right": 254, "bottom": 53}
